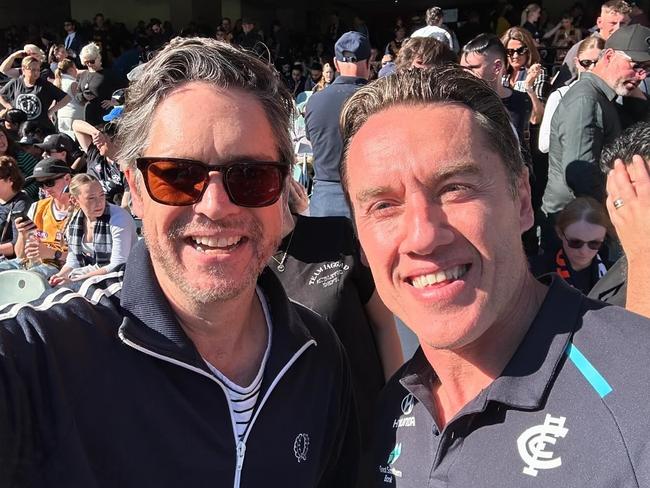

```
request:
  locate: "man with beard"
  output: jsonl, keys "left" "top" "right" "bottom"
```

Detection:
{"left": 0, "top": 37, "right": 358, "bottom": 488}
{"left": 542, "top": 24, "right": 650, "bottom": 229}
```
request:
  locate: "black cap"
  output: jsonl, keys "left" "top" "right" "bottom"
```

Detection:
{"left": 335, "top": 31, "right": 371, "bottom": 62}
{"left": 25, "top": 157, "right": 72, "bottom": 183}
{"left": 35, "top": 133, "right": 77, "bottom": 154}
{"left": 605, "top": 24, "right": 650, "bottom": 62}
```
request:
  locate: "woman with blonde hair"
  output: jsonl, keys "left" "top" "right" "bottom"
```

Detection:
{"left": 48, "top": 44, "right": 67, "bottom": 74}
{"left": 74, "top": 42, "right": 120, "bottom": 126}
{"left": 49, "top": 173, "right": 137, "bottom": 287}
{"left": 53, "top": 59, "right": 84, "bottom": 138}
{"left": 312, "top": 62, "right": 335, "bottom": 92}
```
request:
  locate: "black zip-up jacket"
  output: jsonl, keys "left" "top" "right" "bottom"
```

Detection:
{"left": 0, "top": 242, "right": 359, "bottom": 487}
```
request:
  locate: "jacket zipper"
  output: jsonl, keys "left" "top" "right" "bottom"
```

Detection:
{"left": 118, "top": 330, "right": 316, "bottom": 488}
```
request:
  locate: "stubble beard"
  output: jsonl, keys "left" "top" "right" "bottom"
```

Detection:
{"left": 144, "top": 216, "right": 280, "bottom": 305}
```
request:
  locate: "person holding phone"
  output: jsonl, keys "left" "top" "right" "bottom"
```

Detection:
{"left": 0, "top": 155, "right": 32, "bottom": 258}
{"left": 0, "top": 157, "right": 71, "bottom": 279}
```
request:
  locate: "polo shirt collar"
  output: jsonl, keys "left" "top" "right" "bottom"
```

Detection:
{"left": 400, "top": 277, "right": 584, "bottom": 418}
{"left": 581, "top": 72, "right": 618, "bottom": 102}
{"left": 331, "top": 75, "right": 368, "bottom": 87}
{"left": 119, "top": 240, "right": 316, "bottom": 377}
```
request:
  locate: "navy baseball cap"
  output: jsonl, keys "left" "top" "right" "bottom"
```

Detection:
{"left": 335, "top": 31, "right": 371, "bottom": 62}
{"left": 605, "top": 24, "right": 650, "bottom": 62}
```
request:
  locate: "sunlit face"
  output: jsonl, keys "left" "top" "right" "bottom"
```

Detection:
{"left": 597, "top": 10, "right": 630, "bottom": 39}
{"left": 55, "top": 47, "right": 66, "bottom": 61}
{"left": 75, "top": 180, "right": 106, "bottom": 219}
{"left": 575, "top": 47, "right": 602, "bottom": 73}
{"left": 506, "top": 39, "right": 528, "bottom": 70}
{"left": 127, "top": 82, "right": 286, "bottom": 306}
{"left": 461, "top": 51, "right": 500, "bottom": 88}
{"left": 323, "top": 65, "right": 335, "bottom": 83}
{"left": 39, "top": 174, "right": 70, "bottom": 199}
{"left": 0, "top": 131, "right": 8, "bottom": 155}
{"left": 0, "top": 177, "right": 14, "bottom": 201}
{"left": 609, "top": 50, "right": 648, "bottom": 96}
{"left": 346, "top": 103, "right": 533, "bottom": 350}
{"left": 23, "top": 61, "right": 40, "bottom": 84}
{"left": 558, "top": 220, "right": 606, "bottom": 271}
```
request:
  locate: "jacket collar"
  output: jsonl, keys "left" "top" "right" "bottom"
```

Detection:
{"left": 331, "top": 75, "right": 368, "bottom": 87}
{"left": 118, "top": 240, "right": 315, "bottom": 378}
{"left": 400, "top": 277, "right": 584, "bottom": 419}
{"left": 580, "top": 72, "right": 618, "bottom": 102}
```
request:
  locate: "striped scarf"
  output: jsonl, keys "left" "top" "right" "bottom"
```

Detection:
{"left": 67, "top": 205, "right": 112, "bottom": 267}
{"left": 555, "top": 248, "right": 607, "bottom": 288}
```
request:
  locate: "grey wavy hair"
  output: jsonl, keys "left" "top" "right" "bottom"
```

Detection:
{"left": 339, "top": 66, "right": 525, "bottom": 197}
{"left": 116, "top": 36, "right": 295, "bottom": 171}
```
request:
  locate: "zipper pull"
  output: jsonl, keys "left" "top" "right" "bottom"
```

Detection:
{"left": 236, "top": 440, "right": 246, "bottom": 471}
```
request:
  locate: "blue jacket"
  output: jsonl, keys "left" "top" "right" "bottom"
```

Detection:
{"left": 0, "top": 241, "right": 358, "bottom": 487}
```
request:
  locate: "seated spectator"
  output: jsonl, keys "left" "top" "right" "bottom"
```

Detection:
{"left": 589, "top": 122, "right": 650, "bottom": 316}
{"left": 17, "top": 120, "right": 51, "bottom": 160}
{"left": 0, "top": 155, "right": 32, "bottom": 258}
{"left": 0, "top": 55, "right": 70, "bottom": 133}
{"left": 73, "top": 118, "right": 125, "bottom": 205}
{"left": 286, "top": 63, "right": 306, "bottom": 98}
{"left": 35, "top": 133, "right": 85, "bottom": 171}
{"left": 304, "top": 62, "right": 323, "bottom": 91}
{"left": 49, "top": 174, "right": 136, "bottom": 287}
{"left": 0, "top": 124, "right": 39, "bottom": 200}
{"left": 0, "top": 157, "right": 72, "bottom": 280}
{"left": 53, "top": 58, "right": 84, "bottom": 139}
{"left": 530, "top": 197, "right": 612, "bottom": 294}
{"left": 0, "top": 108, "right": 27, "bottom": 141}
{"left": 313, "top": 62, "right": 335, "bottom": 92}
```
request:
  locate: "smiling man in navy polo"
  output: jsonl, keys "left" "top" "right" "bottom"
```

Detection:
{"left": 340, "top": 66, "right": 650, "bottom": 486}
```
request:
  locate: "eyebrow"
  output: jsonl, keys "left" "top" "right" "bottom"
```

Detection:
{"left": 354, "top": 161, "right": 482, "bottom": 204}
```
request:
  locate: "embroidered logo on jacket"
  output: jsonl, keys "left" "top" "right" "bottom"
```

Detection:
{"left": 293, "top": 433, "right": 309, "bottom": 463}
{"left": 517, "top": 414, "right": 569, "bottom": 477}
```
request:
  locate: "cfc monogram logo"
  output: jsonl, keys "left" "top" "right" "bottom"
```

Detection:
{"left": 517, "top": 414, "right": 569, "bottom": 477}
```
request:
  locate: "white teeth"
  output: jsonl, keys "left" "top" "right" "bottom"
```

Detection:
{"left": 411, "top": 265, "right": 468, "bottom": 289}
{"left": 192, "top": 235, "right": 242, "bottom": 249}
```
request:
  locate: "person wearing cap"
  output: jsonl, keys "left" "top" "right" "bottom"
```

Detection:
{"left": 305, "top": 31, "right": 371, "bottom": 218}
{"left": 542, "top": 23, "right": 650, "bottom": 249}
{"left": 0, "top": 55, "right": 69, "bottom": 133}
{"left": 0, "top": 124, "right": 40, "bottom": 201}
{"left": 0, "top": 108, "right": 27, "bottom": 140}
{"left": 235, "top": 18, "right": 263, "bottom": 51}
{"left": 36, "top": 133, "right": 85, "bottom": 171}
{"left": 0, "top": 157, "right": 71, "bottom": 279}
{"left": 73, "top": 118, "right": 125, "bottom": 206}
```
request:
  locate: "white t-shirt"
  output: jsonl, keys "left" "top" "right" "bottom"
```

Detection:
{"left": 410, "top": 25, "right": 454, "bottom": 50}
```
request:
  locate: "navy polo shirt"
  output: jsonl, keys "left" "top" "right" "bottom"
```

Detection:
{"left": 369, "top": 277, "right": 650, "bottom": 487}
{"left": 305, "top": 76, "right": 367, "bottom": 182}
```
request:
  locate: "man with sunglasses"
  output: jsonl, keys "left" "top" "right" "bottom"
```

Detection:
{"left": 542, "top": 24, "right": 650, "bottom": 249}
{"left": 0, "top": 37, "right": 358, "bottom": 487}
{"left": 0, "top": 157, "right": 71, "bottom": 279}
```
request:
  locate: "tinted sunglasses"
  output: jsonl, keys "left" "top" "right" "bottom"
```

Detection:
{"left": 84, "top": 59, "right": 96, "bottom": 65}
{"left": 506, "top": 46, "right": 528, "bottom": 57}
{"left": 40, "top": 175, "right": 65, "bottom": 187}
{"left": 560, "top": 230, "right": 603, "bottom": 251}
{"left": 135, "top": 157, "right": 289, "bottom": 207}
{"left": 578, "top": 59, "right": 598, "bottom": 69}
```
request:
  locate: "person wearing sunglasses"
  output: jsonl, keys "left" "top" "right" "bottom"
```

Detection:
{"left": 75, "top": 42, "right": 122, "bottom": 127}
{"left": 0, "top": 157, "right": 71, "bottom": 279}
{"left": 538, "top": 36, "right": 605, "bottom": 154}
{"left": 0, "top": 37, "right": 360, "bottom": 487}
{"left": 531, "top": 197, "right": 612, "bottom": 294}
{"left": 542, "top": 24, "right": 650, "bottom": 250}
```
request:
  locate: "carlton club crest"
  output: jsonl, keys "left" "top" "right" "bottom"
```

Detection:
{"left": 517, "top": 414, "right": 569, "bottom": 477}
{"left": 293, "top": 433, "right": 309, "bottom": 463}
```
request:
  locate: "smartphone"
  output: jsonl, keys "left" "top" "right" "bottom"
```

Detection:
{"left": 10, "top": 208, "right": 33, "bottom": 227}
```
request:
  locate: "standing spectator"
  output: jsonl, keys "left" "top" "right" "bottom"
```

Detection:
{"left": 530, "top": 197, "right": 612, "bottom": 294}
{"left": 304, "top": 62, "right": 323, "bottom": 91}
{"left": 49, "top": 173, "right": 136, "bottom": 287}
{"left": 47, "top": 44, "right": 67, "bottom": 74}
{"left": 0, "top": 44, "right": 47, "bottom": 80}
{"left": 0, "top": 56, "right": 69, "bottom": 134}
{"left": 0, "top": 125, "right": 39, "bottom": 201}
{"left": 313, "top": 62, "right": 335, "bottom": 92}
{"left": 305, "top": 31, "right": 370, "bottom": 218}
{"left": 0, "top": 155, "right": 32, "bottom": 258}
{"left": 286, "top": 63, "right": 306, "bottom": 98}
{"left": 53, "top": 59, "right": 84, "bottom": 139}
{"left": 63, "top": 19, "right": 85, "bottom": 68}
{"left": 520, "top": 3, "right": 543, "bottom": 44}
{"left": 235, "top": 18, "right": 262, "bottom": 51}
{"left": 538, "top": 37, "right": 605, "bottom": 154}
{"left": 385, "top": 26, "right": 407, "bottom": 56}
{"left": 411, "top": 6, "right": 454, "bottom": 50}
{"left": 542, "top": 25, "right": 650, "bottom": 233}
{"left": 92, "top": 13, "right": 112, "bottom": 63}
{"left": 75, "top": 42, "right": 120, "bottom": 126}
{"left": 561, "top": 0, "right": 632, "bottom": 82}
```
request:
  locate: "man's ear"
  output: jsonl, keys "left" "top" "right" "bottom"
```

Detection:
{"left": 124, "top": 166, "right": 144, "bottom": 218}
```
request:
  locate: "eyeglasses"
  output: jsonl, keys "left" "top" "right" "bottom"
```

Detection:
{"left": 616, "top": 51, "right": 650, "bottom": 75}
{"left": 40, "top": 175, "right": 65, "bottom": 188}
{"left": 84, "top": 59, "right": 96, "bottom": 65}
{"left": 578, "top": 59, "right": 598, "bottom": 69}
{"left": 560, "top": 230, "right": 603, "bottom": 251}
{"left": 506, "top": 46, "right": 528, "bottom": 58}
{"left": 135, "top": 157, "right": 289, "bottom": 207}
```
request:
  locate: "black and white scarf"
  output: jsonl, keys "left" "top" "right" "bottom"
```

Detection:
{"left": 67, "top": 205, "right": 113, "bottom": 267}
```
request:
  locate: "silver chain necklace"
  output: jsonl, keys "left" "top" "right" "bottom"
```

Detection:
{"left": 270, "top": 230, "right": 295, "bottom": 272}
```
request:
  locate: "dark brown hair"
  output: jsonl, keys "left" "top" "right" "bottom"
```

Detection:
{"left": 395, "top": 37, "right": 456, "bottom": 71}
{"left": 0, "top": 155, "right": 24, "bottom": 192}
{"left": 555, "top": 197, "right": 614, "bottom": 237}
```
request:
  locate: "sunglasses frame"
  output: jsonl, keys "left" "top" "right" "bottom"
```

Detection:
{"left": 578, "top": 59, "right": 598, "bottom": 69}
{"left": 135, "top": 157, "right": 290, "bottom": 208}
{"left": 560, "top": 230, "right": 603, "bottom": 251}
{"left": 39, "top": 175, "right": 65, "bottom": 188}
{"left": 506, "top": 46, "right": 529, "bottom": 58}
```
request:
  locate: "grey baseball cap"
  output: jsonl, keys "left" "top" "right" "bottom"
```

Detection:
{"left": 605, "top": 24, "right": 650, "bottom": 62}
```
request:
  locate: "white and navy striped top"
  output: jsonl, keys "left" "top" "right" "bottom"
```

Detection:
{"left": 204, "top": 288, "right": 272, "bottom": 441}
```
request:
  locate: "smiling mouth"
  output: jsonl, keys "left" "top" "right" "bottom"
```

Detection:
{"left": 409, "top": 264, "right": 470, "bottom": 289}
{"left": 188, "top": 235, "right": 245, "bottom": 253}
